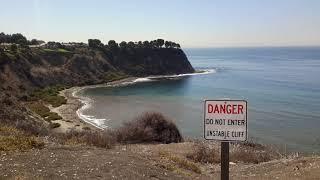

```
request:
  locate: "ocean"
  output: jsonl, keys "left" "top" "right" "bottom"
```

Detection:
{"left": 77, "top": 47, "right": 320, "bottom": 153}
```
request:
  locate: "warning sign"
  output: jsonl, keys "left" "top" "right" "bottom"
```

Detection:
{"left": 204, "top": 100, "right": 247, "bottom": 141}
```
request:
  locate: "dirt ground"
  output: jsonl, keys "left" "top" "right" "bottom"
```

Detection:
{"left": 1, "top": 142, "right": 320, "bottom": 180}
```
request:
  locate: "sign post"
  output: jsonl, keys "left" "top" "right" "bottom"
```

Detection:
{"left": 204, "top": 100, "right": 247, "bottom": 180}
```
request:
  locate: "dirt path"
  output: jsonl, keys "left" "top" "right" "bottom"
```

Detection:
{"left": 1, "top": 143, "right": 320, "bottom": 180}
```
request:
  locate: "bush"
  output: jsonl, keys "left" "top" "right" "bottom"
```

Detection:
{"left": 116, "top": 112, "right": 183, "bottom": 144}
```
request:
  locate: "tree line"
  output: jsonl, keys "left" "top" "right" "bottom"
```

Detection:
{"left": 88, "top": 39, "right": 181, "bottom": 49}
{"left": 0, "top": 32, "right": 44, "bottom": 45}
{"left": 0, "top": 32, "right": 182, "bottom": 53}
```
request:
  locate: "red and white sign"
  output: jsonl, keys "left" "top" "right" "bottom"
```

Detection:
{"left": 204, "top": 100, "right": 248, "bottom": 141}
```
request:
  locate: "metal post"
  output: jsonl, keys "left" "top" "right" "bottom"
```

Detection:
{"left": 221, "top": 142, "right": 229, "bottom": 180}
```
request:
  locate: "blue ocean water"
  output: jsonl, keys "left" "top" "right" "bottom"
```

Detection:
{"left": 80, "top": 47, "right": 320, "bottom": 153}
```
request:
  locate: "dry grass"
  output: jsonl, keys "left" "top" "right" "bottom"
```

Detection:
{"left": 116, "top": 112, "right": 183, "bottom": 144}
{"left": 186, "top": 141, "right": 220, "bottom": 164}
{"left": 0, "top": 124, "right": 44, "bottom": 151}
{"left": 187, "top": 141, "right": 282, "bottom": 164}
{"left": 230, "top": 142, "right": 281, "bottom": 163}
{"left": 56, "top": 130, "right": 115, "bottom": 149}
{"left": 159, "top": 151, "right": 201, "bottom": 174}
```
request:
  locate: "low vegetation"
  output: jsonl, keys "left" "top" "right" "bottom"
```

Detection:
{"left": 29, "top": 85, "right": 67, "bottom": 107}
{"left": 26, "top": 86, "right": 66, "bottom": 123}
{"left": 187, "top": 141, "right": 282, "bottom": 164}
{"left": 115, "top": 112, "right": 183, "bottom": 144}
{"left": 27, "top": 102, "right": 62, "bottom": 121}
{"left": 0, "top": 124, "right": 44, "bottom": 151}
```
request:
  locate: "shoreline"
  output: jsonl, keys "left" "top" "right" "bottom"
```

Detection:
{"left": 50, "top": 77, "right": 138, "bottom": 133}
{"left": 50, "top": 70, "right": 215, "bottom": 133}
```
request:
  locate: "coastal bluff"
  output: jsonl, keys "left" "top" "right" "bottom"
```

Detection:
{"left": 0, "top": 46, "right": 194, "bottom": 93}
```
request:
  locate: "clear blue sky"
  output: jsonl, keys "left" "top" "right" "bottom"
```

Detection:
{"left": 1, "top": 0, "right": 320, "bottom": 47}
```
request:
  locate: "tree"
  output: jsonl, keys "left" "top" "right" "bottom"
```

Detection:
{"left": 108, "top": 40, "right": 119, "bottom": 52}
{"left": 143, "top": 41, "right": 150, "bottom": 48}
{"left": 88, "top": 39, "right": 102, "bottom": 48}
{"left": 0, "top": 32, "right": 5, "bottom": 44}
{"left": 119, "top": 41, "right": 127, "bottom": 49}
{"left": 108, "top": 40, "right": 118, "bottom": 48}
{"left": 165, "top": 41, "right": 170, "bottom": 48}
{"left": 11, "top": 33, "right": 27, "bottom": 45}
{"left": 127, "top": 41, "right": 135, "bottom": 48}
{"left": 10, "top": 44, "right": 17, "bottom": 52}
{"left": 30, "top": 39, "right": 39, "bottom": 45}
{"left": 156, "top": 39, "right": 164, "bottom": 48}
{"left": 150, "top": 40, "right": 157, "bottom": 48}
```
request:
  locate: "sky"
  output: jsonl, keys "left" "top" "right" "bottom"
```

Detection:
{"left": 1, "top": 0, "right": 320, "bottom": 47}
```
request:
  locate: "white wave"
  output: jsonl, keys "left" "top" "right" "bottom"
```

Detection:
{"left": 133, "top": 77, "right": 154, "bottom": 83}
{"left": 148, "top": 69, "right": 216, "bottom": 79}
{"left": 73, "top": 89, "right": 109, "bottom": 130}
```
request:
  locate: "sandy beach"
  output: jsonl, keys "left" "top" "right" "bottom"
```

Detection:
{"left": 50, "top": 77, "right": 138, "bottom": 133}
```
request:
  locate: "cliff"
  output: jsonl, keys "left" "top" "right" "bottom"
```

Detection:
{"left": 0, "top": 47, "right": 194, "bottom": 93}
{"left": 0, "top": 46, "right": 194, "bottom": 131}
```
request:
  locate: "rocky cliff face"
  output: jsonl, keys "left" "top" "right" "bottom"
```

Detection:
{"left": 0, "top": 47, "right": 194, "bottom": 93}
